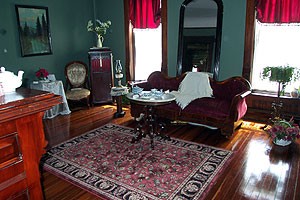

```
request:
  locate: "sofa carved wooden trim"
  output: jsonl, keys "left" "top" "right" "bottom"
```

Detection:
{"left": 129, "top": 71, "right": 252, "bottom": 137}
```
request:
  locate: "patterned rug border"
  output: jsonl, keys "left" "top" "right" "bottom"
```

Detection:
{"left": 42, "top": 123, "right": 233, "bottom": 200}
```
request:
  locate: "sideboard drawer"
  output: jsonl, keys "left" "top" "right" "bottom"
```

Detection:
{"left": 0, "top": 121, "right": 17, "bottom": 137}
{"left": 0, "top": 134, "right": 21, "bottom": 166}
{"left": 0, "top": 161, "right": 27, "bottom": 199}
{"left": 0, "top": 120, "right": 26, "bottom": 199}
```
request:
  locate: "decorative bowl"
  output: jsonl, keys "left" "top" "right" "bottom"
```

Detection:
{"left": 132, "top": 86, "right": 143, "bottom": 94}
{"left": 154, "top": 91, "right": 164, "bottom": 97}
{"left": 141, "top": 91, "right": 152, "bottom": 99}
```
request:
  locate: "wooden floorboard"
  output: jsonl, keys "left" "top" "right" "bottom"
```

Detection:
{"left": 41, "top": 105, "right": 300, "bottom": 200}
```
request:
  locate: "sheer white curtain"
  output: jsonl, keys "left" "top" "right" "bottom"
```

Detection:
{"left": 133, "top": 25, "right": 162, "bottom": 81}
{"left": 252, "top": 21, "right": 300, "bottom": 93}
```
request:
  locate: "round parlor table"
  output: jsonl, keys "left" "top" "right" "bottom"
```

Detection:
{"left": 126, "top": 91, "right": 176, "bottom": 149}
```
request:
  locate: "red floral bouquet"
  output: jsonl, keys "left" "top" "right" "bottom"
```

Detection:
{"left": 35, "top": 68, "right": 49, "bottom": 80}
{"left": 266, "top": 118, "right": 300, "bottom": 143}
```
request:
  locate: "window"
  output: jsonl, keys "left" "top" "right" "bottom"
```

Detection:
{"left": 244, "top": 0, "right": 300, "bottom": 95}
{"left": 133, "top": 25, "right": 162, "bottom": 80}
{"left": 124, "top": 0, "right": 167, "bottom": 82}
{"left": 251, "top": 21, "right": 300, "bottom": 94}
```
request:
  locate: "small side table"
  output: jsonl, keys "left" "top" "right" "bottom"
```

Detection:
{"left": 111, "top": 87, "right": 129, "bottom": 118}
{"left": 30, "top": 80, "right": 71, "bottom": 119}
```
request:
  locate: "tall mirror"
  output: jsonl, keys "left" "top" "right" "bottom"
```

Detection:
{"left": 177, "top": 0, "right": 223, "bottom": 80}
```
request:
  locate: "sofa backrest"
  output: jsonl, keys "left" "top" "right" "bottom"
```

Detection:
{"left": 211, "top": 77, "right": 251, "bottom": 101}
{"left": 146, "top": 71, "right": 251, "bottom": 101}
{"left": 147, "top": 71, "right": 186, "bottom": 91}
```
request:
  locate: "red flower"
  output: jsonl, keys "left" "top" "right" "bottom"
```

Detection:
{"left": 36, "top": 68, "right": 49, "bottom": 78}
{"left": 266, "top": 118, "right": 300, "bottom": 142}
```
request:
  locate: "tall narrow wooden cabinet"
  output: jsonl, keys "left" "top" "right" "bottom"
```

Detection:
{"left": 88, "top": 48, "right": 114, "bottom": 104}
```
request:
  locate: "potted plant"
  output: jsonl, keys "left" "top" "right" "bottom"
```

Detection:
{"left": 266, "top": 118, "right": 300, "bottom": 146}
{"left": 87, "top": 19, "right": 111, "bottom": 48}
{"left": 261, "top": 65, "right": 299, "bottom": 97}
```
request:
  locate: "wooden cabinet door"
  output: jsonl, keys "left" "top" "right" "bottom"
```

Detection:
{"left": 91, "top": 72, "right": 113, "bottom": 104}
{"left": 88, "top": 49, "right": 113, "bottom": 104}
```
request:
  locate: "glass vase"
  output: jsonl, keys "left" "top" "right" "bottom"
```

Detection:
{"left": 96, "top": 35, "right": 103, "bottom": 48}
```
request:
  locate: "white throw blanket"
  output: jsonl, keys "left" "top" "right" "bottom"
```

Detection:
{"left": 170, "top": 72, "right": 213, "bottom": 109}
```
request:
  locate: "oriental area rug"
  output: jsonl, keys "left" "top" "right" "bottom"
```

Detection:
{"left": 42, "top": 124, "right": 233, "bottom": 200}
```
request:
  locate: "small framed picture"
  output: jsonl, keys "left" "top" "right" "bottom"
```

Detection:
{"left": 15, "top": 5, "right": 53, "bottom": 57}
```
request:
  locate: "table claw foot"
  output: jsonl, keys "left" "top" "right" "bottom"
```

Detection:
{"left": 132, "top": 124, "right": 144, "bottom": 144}
{"left": 156, "top": 133, "right": 171, "bottom": 141}
{"left": 148, "top": 132, "right": 154, "bottom": 149}
{"left": 131, "top": 136, "right": 141, "bottom": 144}
{"left": 136, "top": 113, "right": 145, "bottom": 122}
{"left": 162, "top": 134, "right": 171, "bottom": 141}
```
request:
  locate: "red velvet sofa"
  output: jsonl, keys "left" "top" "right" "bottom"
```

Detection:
{"left": 129, "top": 71, "right": 252, "bottom": 137}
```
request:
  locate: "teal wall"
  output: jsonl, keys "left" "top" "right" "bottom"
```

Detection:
{"left": 220, "top": 0, "right": 247, "bottom": 80}
{"left": 0, "top": 0, "right": 94, "bottom": 86}
{"left": 95, "top": 0, "right": 247, "bottom": 79}
{"left": 167, "top": 0, "right": 183, "bottom": 76}
{"left": 0, "top": 0, "right": 247, "bottom": 87}
{"left": 165, "top": 0, "right": 247, "bottom": 79}
{"left": 94, "top": 0, "right": 126, "bottom": 72}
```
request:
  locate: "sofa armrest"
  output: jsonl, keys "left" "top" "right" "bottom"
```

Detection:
{"left": 211, "top": 76, "right": 251, "bottom": 101}
{"left": 210, "top": 76, "right": 251, "bottom": 122}
{"left": 240, "top": 90, "right": 251, "bottom": 98}
{"left": 229, "top": 89, "right": 252, "bottom": 122}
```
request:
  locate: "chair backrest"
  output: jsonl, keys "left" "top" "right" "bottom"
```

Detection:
{"left": 65, "top": 61, "right": 88, "bottom": 89}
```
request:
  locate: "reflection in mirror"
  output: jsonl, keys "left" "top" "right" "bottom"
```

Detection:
{"left": 177, "top": 0, "right": 223, "bottom": 80}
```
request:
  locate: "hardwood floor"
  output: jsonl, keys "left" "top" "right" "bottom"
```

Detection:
{"left": 41, "top": 105, "right": 300, "bottom": 200}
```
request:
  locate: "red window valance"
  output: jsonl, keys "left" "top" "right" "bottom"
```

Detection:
{"left": 130, "top": 0, "right": 161, "bottom": 29}
{"left": 256, "top": 0, "right": 300, "bottom": 23}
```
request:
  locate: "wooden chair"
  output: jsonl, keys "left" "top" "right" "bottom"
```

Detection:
{"left": 65, "top": 61, "right": 90, "bottom": 107}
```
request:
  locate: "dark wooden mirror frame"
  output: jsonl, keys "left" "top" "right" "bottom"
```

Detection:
{"left": 176, "top": 0, "right": 223, "bottom": 80}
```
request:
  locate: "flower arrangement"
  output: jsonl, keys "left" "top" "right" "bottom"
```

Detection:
{"left": 266, "top": 118, "right": 300, "bottom": 144}
{"left": 35, "top": 68, "right": 49, "bottom": 80}
{"left": 87, "top": 19, "right": 111, "bottom": 36}
{"left": 87, "top": 19, "right": 111, "bottom": 47}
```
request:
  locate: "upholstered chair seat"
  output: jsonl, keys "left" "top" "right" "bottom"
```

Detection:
{"left": 66, "top": 88, "right": 90, "bottom": 101}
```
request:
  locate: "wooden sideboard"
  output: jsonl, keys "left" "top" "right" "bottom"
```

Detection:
{"left": 244, "top": 93, "right": 300, "bottom": 123}
{"left": 0, "top": 88, "right": 61, "bottom": 199}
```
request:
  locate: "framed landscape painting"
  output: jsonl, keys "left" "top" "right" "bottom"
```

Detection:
{"left": 15, "top": 5, "right": 52, "bottom": 57}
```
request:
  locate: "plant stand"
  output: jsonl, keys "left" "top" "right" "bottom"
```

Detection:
{"left": 270, "top": 99, "right": 283, "bottom": 122}
{"left": 111, "top": 87, "right": 129, "bottom": 118}
{"left": 262, "top": 82, "right": 284, "bottom": 130}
